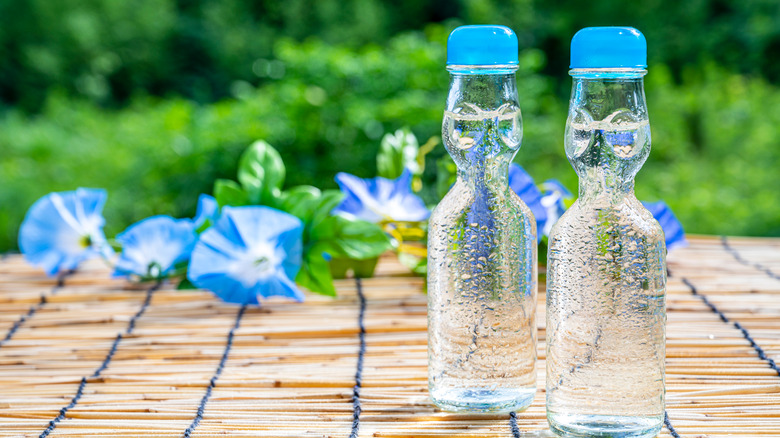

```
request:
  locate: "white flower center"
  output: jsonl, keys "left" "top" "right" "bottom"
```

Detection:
{"left": 365, "top": 195, "right": 409, "bottom": 222}
{"left": 253, "top": 255, "right": 273, "bottom": 275}
{"left": 49, "top": 192, "right": 106, "bottom": 256}
{"left": 230, "top": 242, "right": 280, "bottom": 288}
{"left": 80, "top": 235, "right": 92, "bottom": 249}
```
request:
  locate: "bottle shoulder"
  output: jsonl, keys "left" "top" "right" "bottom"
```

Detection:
{"left": 430, "top": 181, "right": 536, "bottom": 230}
{"left": 432, "top": 181, "right": 532, "bottom": 212}
{"left": 550, "top": 197, "right": 664, "bottom": 243}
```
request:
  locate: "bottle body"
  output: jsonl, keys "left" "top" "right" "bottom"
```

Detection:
{"left": 546, "top": 70, "right": 666, "bottom": 437}
{"left": 428, "top": 68, "right": 537, "bottom": 413}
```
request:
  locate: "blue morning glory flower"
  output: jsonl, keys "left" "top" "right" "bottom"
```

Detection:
{"left": 642, "top": 201, "right": 688, "bottom": 251}
{"left": 540, "top": 179, "right": 573, "bottom": 237}
{"left": 192, "top": 194, "right": 219, "bottom": 228}
{"left": 187, "top": 206, "right": 304, "bottom": 304}
{"left": 18, "top": 188, "right": 111, "bottom": 276}
{"left": 113, "top": 216, "right": 198, "bottom": 279}
{"left": 332, "top": 168, "right": 430, "bottom": 223}
{"left": 508, "top": 163, "right": 546, "bottom": 238}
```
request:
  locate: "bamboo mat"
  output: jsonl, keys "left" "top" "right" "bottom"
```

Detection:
{"left": 1, "top": 235, "right": 779, "bottom": 437}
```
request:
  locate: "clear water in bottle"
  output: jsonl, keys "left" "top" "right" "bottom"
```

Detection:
{"left": 546, "top": 28, "right": 666, "bottom": 437}
{"left": 428, "top": 67, "right": 537, "bottom": 412}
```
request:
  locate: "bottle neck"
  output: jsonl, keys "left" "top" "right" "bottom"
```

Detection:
{"left": 578, "top": 169, "right": 635, "bottom": 204}
{"left": 569, "top": 69, "right": 647, "bottom": 122}
{"left": 444, "top": 66, "right": 522, "bottom": 187}
{"left": 446, "top": 66, "right": 519, "bottom": 111}
{"left": 566, "top": 69, "right": 649, "bottom": 205}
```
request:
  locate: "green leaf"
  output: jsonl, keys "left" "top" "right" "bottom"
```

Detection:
{"left": 195, "top": 218, "right": 213, "bottom": 234}
{"left": 293, "top": 189, "right": 388, "bottom": 292}
{"left": 177, "top": 278, "right": 198, "bottom": 290}
{"left": 332, "top": 218, "right": 392, "bottom": 259}
{"left": 309, "top": 190, "right": 345, "bottom": 230}
{"left": 435, "top": 156, "right": 458, "bottom": 201}
{"left": 329, "top": 256, "right": 351, "bottom": 279}
{"left": 349, "top": 257, "right": 379, "bottom": 278}
{"left": 329, "top": 256, "right": 379, "bottom": 279}
{"left": 312, "top": 216, "right": 392, "bottom": 260}
{"left": 295, "top": 249, "right": 336, "bottom": 296}
{"left": 413, "top": 136, "right": 440, "bottom": 192}
{"left": 278, "top": 185, "right": 322, "bottom": 222}
{"left": 213, "top": 179, "right": 248, "bottom": 207}
{"left": 398, "top": 251, "right": 427, "bottom": 276}
{"left": 377, "top": 128, "right": 419, "bottom": 179}
{"left": 238, "top": 140, "right": 286, "bottom": 204}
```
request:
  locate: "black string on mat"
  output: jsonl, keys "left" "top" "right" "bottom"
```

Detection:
{"left": 349, "top": 278, "right": 367, "bottom": 438}
{"left": 39, "top": 281, "right": 160, "bottom": 438}
{"left": 182, "top": 303, "right": 248, "bottom": 438}
{"left": 681, "top": 277, "right": 780, "bottom": 377}
{"left": 508, "top": 411, "right": 521, "bottom": 437}
{"left": 721, "top": 235, "right": 780, "bottom": 281}
{"left": 1, "top": 270, "right": 72, "bottom": 349}
{"left": 664, "top": 411, "right": 682, "bottom": 438}
{"left": 39, "top": 377, "right": 89, "bottom": 438}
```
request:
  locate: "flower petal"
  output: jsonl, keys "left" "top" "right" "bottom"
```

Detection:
{"left": 642, "top": 201, "right": 687, "bottom": 252}
{"left": 191, "top": 272, "right": 261, "bottom": 305}
{"left": 221, "top": 206, "right": 303, "bottom": 252}
{"left": 333, "top": 172, "right": 384, "bottom": 222}
{"left": 113, "top": 216, "right": 198, "bottom": 278}
{"left": 387, "top": 169, "right": 430, "bottom": 222}
{"left": 188, "top": 206, "right": 304, "bottom": 304}
{"left": 541, "top": 179, "right": 573, "bottom": 199}
{"left": 193, "top": 194, "right": 219, "bottom": 228}
{"left": 508, "top": 164, "right": 546, "bottom": 239}
{"left": 275, "top": 228, "right": 304, "bottom": 282}
{"left": 19, "top": 188, "right": 109, "bottom": 276}
{"left": 253, "top": 270, "right": 305, "bottom": 302}
{"left": 333, "top": 169, "right": 429, "bottom": 222}
{"left": 539, "top": 179, "right": 573, "bottom": 237}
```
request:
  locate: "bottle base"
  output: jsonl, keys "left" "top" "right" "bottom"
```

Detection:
{"left": 430, "top": 387, "right": 535, "bottom": 413}
{"left": 548, "top": 412, "right": 663, "bottom": 438}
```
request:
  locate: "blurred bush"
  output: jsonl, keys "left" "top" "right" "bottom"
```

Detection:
{"left": 641, "top": 64, "right": 780, "bottom": 237}
{"left": 2, "top": 1, "right": 780, "bottom": 250}
{"left": 0, "top": 28, "right": 463, "bottom": 249}
{"left": 3, "top": 0, "right": 779, "bottom": 110}
{"left": 0, "top": 0, "right": 457, "bottom": 111}
{"left": 2, "top": 28, "right": 779, "bottom": 251}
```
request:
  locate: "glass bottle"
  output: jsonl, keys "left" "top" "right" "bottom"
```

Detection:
{"left": 428, "top": 25, "right": 537, "bottom": 413}
{"left": 546, "top": 27, "right": 666, "bottom": 437}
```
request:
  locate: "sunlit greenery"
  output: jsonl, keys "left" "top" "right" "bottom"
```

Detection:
{"left": 2, "top": 1, "right": 779, "bottom": 250}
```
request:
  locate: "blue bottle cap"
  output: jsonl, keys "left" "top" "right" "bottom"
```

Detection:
{"left": 570, "top": 27, "right": 647, "bottom": 69}
{"left": 447, "top": 25, "right": 518, "bottom": 66}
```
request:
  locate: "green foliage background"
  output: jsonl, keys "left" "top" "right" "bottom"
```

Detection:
{"left": 2, "top": 0, "right": 780, "bottom": 250}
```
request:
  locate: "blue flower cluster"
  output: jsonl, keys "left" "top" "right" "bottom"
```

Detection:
{"left": 332, "top": 169, "right": 430, "bottom": 223}
{"left": 17, "top": 137, "right": 685, "bottom": 306}
{"left": 19, "top": 191, "right": 308, "bottom": 305}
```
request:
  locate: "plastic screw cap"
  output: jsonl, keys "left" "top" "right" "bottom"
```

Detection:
{"left": 570, "top": 27, "right": 647, "bottom": 69}
{"left": 447, "top": 25, "right": 518, "bottom": 66}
